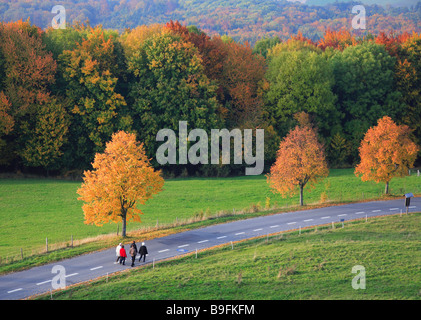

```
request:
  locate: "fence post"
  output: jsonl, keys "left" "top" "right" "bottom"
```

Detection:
{"left": 21, "top": 248, "right": 23, "bottom": 260}
{"left": 46, "top": 237, "right": 48, "bottom": 253}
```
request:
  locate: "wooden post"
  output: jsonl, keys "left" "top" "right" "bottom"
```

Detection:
{"left": 20, "top": 248, "right": 23, "bottom": 260}
{"left": 46, "top": 237, "right": 48, "bottom": 253}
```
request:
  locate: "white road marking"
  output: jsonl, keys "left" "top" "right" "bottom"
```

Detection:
{"left": 235, "top": 232, "right": 245, "bottom": 235}
{"left": 36, "top": 280, "right": 52, "bottom": 286}
{"left": 303, "top": 219, "right": 313, "bottom": 222}
{"left": 65, "top": 273, "right": 79, "bottom": 278}
{"left": 269, "top": 225, "right": 279, "bottom": 228}
{"left": 178, "top": 244, "right": 189, "bottom": 248}
{"left": 320, "top": 216, "right": 330, "bottom": 219}
{"left": 372, "top": 210, "right": 381, "bottom": 212}
{"left": 409, "top": 206, "right": 416, "bottom": 209}
{"left": 253, "top": 228, "right": 263, "bottom": 232}
{"left": 287, "top": 222, "right": 296, "bottom": 225}
{"left": 7, "top": 288, "right": 23, "bottom": 294}
{"left": 338, "top": 214, "right": 347, "bottom": 217}
{"left": 355, "top": 212, "right": 365, "bottom": 214}
{"left": 217, "top": 236, "right": 227, "bottom": 239}
{"left": 198, "top": 240, "right": 209, "bottom": 243}
{"left": 158, "top": 249, "right": 170, "bottom": 253}
{"left": 90, "top": 266, "right": 103, "bottom": 271}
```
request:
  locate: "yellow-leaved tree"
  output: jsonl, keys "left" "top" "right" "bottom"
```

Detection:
{"left": 77, "top": 131, "right": 164, "bottom": 237}
{"left": 355, "top": 116, "right": 419, "bottom": 194}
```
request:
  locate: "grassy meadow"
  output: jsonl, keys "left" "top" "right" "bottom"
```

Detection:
{"left": 0, "top": 168, "right": 420, "bottom": 263}
{"left": 37, "top": 212, "right": 421, "bottom": 300}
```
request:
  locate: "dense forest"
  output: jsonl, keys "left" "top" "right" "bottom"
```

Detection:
{"left": 0, "top": 18, "right": 419, "bottom": 177}
{"left": 0, "top": 0, "right": 420, "bottom": 44}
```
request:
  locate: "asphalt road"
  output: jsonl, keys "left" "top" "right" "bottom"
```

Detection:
{"left": 0, "top": 197, "right": 419, "bottom": 300}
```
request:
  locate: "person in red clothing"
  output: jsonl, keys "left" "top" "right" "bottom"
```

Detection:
{"left": 119, "top": 245, "right": 127, "bottom": 265}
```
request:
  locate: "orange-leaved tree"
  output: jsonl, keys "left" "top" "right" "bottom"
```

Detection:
{"left": 267, "top": 119, "right": 329, "bottom": 206}
{"left": 77, "top": 131, "right": 164, "bottom": 237}
{"left": 355, "top": 116, "right": 419, "bottom": 194}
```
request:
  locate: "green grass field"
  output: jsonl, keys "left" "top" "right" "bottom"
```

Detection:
{"left": 36, "top": 212, "right": 421, "bottom": 300}
{"left": 0, "top": 168, "right": 420, "bottom": 262}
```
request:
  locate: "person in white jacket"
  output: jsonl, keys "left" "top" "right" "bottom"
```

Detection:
{"left": 115, "top": 243, "right": 122, "bottom": 264}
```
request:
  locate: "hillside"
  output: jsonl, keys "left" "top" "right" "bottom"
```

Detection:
{"left": 0, "top": 0, "right": 420, "bottom": 43}
{"left": 305, "top": 0, "right": 420, "bottom": 7}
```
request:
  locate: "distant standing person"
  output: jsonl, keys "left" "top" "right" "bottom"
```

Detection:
{"left": 115, "top": 243, "right": 122, "bottom": 264}
{"left": 119, "top": 245, "right": 127, "bottom": 265}
{"left": 138, "top": 242, "right": 148, "bottom": 262}
{"left": 129, "top": 243, "right": 137, "bottom": 267}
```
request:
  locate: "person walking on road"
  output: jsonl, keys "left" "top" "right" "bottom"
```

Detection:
{"left": 130, "top": 241, "right": 138, "bottom": 254}
{"left": 115, "top": 243, "right": 122, "bottom": 264}
{"left": 129, "top": 243, "right": 137, "bottom": 267}
{"left": 119, "top": 245, "right": 127, "bottom": 265}
{"left": 138, "top": 242, "right": 148, "bottom": 262}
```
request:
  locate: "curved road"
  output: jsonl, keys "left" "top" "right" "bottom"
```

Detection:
{"left": 0, "top": 197, "right": 419, "bottom": 300}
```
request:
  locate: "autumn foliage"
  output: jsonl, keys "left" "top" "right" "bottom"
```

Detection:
{"left": 355, "top": 116, "right": 419, "bottom": 194}
{"left": 267, "top": 119, "right": 329, "bottom": 206}
{"left": 77, "top": 131, "right": 164, "bottom": 237}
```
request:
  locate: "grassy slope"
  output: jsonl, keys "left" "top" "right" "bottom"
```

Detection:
{"left": 0, "top": 168, "right": 420, "bottom": 259}
{"left": 37, "top": 212, "right": 421, "bottom": 300}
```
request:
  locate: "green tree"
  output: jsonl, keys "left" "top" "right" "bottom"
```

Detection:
{"left": 330, "top": 42, "right": 405, "bottom": 163}
{"left": 253, "top": 36, "right": 281, "bottom": 58}
{"left": 126, "top": 31, "right": 220, "bottom": 164}
{"left": 19, "top": 98, "right": 69, "bottom": 171}
{"left": 59, "top": 25, "right": 130, "bottom": 169}
{"left": 264, "top": 47, "right": 339, "bottom": 141}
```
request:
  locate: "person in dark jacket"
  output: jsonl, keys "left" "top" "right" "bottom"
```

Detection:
{"left": 129, "top": 243, "right": 137, "bottom": 267}
{"left": 138, "top": 242, "right": 148, "bottom": 262}
{"left": 130, "top": 241, "right": 137, "bottom": 253}
{"left": 119, "top": 245, "right": 127, "bottom": 265}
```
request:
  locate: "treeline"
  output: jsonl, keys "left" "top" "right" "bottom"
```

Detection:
{"left": 0, "top": 20, "right": 420, "bottom": 177}
{"left": 0, "top": 0, "right": 420, "bottom": 44}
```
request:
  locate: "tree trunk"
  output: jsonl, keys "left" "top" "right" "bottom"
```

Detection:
{"left": 122, "top": 216, "right": 127, "bottom": 237}
{"left": 385, "top": 181, "right": 389, "bottom": 195}
{"left": 299, "top": 184, "right": 304, "bottom": 206}
{"left": 121, "top": 209, "right": 127, "bottom": 237}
